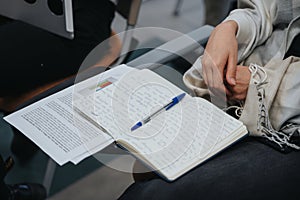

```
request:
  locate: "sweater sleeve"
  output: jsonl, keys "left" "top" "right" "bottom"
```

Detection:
{"left": 223, "top": 0, "right": 278, "bottom": 62}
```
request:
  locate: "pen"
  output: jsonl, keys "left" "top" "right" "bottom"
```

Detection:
{"left": 131, "top": 93, "right": 186, "bottom": 131}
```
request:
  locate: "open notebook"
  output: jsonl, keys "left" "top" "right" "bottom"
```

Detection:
{"left": 73, "top": 66, "right": 248, "bottom": 181}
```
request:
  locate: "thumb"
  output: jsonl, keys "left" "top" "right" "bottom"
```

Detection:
{"left": 226, "top": 54, "right": 237, "bottom": 86}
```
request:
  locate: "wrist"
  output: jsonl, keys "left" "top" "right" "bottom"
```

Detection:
{"left": 221, "top": 20, "right": 238, "bottom": 35}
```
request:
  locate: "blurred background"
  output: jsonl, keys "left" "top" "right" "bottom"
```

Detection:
{"left": 0, "top": 0, "right": 236, "bottom": 199}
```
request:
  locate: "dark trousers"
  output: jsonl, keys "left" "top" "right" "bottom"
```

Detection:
{"left": 119, "top": 137, "right": 300, "bottom": 200}
{"left": 0, "top": 0, "right": 115, "bottom": 97}
{"left": 120, "top": 32, "right": 300, "bottom": 200}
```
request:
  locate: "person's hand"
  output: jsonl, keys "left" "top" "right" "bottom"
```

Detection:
{"left": 202, "top": 20, "right": 238, "bottom": 98}
{"left": 227, "top": 65, "right": 251, "bottom": 101}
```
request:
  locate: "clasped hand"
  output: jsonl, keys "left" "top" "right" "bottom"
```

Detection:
{"left": 202, "top": 21, "right": 251, "bottom": 101}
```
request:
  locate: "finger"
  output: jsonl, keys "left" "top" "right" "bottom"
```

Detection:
{"left": 202, "top": 52, "right": 217, "bottom": 87}
{"left": 210, "top": 68, "right": 228, "bottom": 105}
{"left": 231, "top": 93, "right": 246, "bottom": 101}
{"left": 207, "top": 66, "right": 215, "bottom": 89}
{"left": 225, "top": 86, "right": 233, "bottom": 97}
{"left": 202, "top": 61, "right": 208, "bottom": 86}
{"left": 226, "top": 48, "right": 238, "bottom": 86}
{"left": 202, "top": 56, "right": 215, "bottom": 88}
{"left": 214, "top": 66, "right": 226, "bottom": 95}
{"left": 209, "top": 87, "right": 228, "bottom": 107}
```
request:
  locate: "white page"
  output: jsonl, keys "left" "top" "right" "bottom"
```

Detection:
{"left": 73, "top": 69, "right": 246, "bottom": 180}
{"left": 156, "top": 97, "right": 247, "bottom": 180}
{"left": 4, "top": 65, "right": 134, "bottom": 165}
{"left": 74, "top": 69, "right": 199, "bottom": 168}
{"left": 4, "top": 87, "right": 109, "bottom": 165}
{"left": 74, "top": 69, "right": 186, "bottom": 138}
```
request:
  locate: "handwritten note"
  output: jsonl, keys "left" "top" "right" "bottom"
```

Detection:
{"left": 73, "top": 68, "right": 247, "bottom": 180}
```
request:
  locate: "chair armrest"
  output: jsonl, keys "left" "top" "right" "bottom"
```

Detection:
{"left": 116, "top": 0, "right": 142, "bottom": 27}
{"left": 126, "top": 25, "right": 214, "bottom": 69}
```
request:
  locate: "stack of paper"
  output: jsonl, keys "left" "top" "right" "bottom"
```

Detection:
{"left": 4, "top": 65, "right": 135, "bottom": 165}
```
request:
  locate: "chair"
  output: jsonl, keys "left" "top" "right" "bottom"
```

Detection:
{"left": 0, "top": 0, "right": 74, "bottom": 39}
{"left": 115, "top": 0, "right": 142, "bottom": 61}
{"left": 7, "top": 24, "right": 212, "bottom": 196}
{"left": 91, "top": 0, "right": 142, "bottom": 68}
{"left": 0, "top": 0, "right": 142, "bottom": 195}
{"left": 0, "top": 0, "right": 141, "bottom": 114}
{"left": 126, "top": 25, "right": 213, "bottom": 68}
{"left": 173, "top": 0, "right": 184, "bottom": 16}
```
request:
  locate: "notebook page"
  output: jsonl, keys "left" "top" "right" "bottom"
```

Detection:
{"left": 157, "top": 97, "right": 246, "bottom": 180}
{"left": 74, "top": 69, "right": 198, "bottom": 168}
{"left": 121, "top": 96, "right": 244, "bottom": 177}
{"left": 73, "top": 68, "right": 245, "bottom": 178}
{"left": 75, "top": 68, "right": 186, "bottom": 135}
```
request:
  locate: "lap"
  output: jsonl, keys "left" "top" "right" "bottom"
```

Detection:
{"left": 119, "top": 137, "right": 300, "bottom": 200}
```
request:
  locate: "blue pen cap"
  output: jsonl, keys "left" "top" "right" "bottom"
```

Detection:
{"left": 166, "top": 93, "right": 186, "bottom": 110}
{"left": 131, "top": 121, "right": 143, "bottom": 131}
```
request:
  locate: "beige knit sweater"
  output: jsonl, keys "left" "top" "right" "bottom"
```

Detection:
{"left": 183, "top": 0, "right": 300, "bottom": 149}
